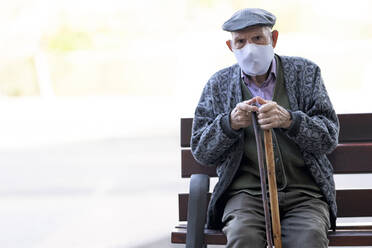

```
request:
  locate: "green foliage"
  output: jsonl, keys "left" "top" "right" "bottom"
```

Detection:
{"left": 0, "top": 57, "right": 39, "bottom": 96}
{"left": 47, "top": 27, "right": 92, "bottom": 52}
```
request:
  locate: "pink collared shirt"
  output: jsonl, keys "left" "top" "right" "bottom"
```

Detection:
{"left": 241, "top": 58, "right": 276, "bottom": 100}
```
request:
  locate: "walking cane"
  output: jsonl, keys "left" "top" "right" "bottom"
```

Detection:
{"left": 252, "top": 111, "right": 282, "bottom": 248}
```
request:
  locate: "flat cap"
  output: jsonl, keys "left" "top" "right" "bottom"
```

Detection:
{"left": 222, "top": 8, "right": 276, "bottom": 32}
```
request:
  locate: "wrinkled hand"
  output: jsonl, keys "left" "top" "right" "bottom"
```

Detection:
{"left": 256, "top": 96, "right": 292, "bottom": 130}
{"left": 230, "top": 98, "right": 259, "bottom": 130}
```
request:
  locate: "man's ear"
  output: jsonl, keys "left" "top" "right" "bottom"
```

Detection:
{"left": 226, "top": 40, "right": 233, "bottom": 52}
{"left": 271, "top": 30, "right": 279, "bottom": 48}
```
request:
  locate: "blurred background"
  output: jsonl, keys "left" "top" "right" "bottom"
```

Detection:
{"left": 1, "top": 0, "right": 371, "bottom": 247}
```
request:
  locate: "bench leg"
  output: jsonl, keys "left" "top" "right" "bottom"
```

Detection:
{"left": 186, "top": 174, "right": 210, "bottom": 248}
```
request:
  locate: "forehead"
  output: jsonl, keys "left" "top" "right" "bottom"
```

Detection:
{"left": 231, "top": 25, "right": 268, "bottom": 39}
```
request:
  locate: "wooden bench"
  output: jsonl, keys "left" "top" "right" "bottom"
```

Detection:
{"left": 171, "top": 113, "right": 372, "bottom": 247}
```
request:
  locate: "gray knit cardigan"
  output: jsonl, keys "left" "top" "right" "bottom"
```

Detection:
{"left": 190, "top": 55, "right": 339, "bottom": 230}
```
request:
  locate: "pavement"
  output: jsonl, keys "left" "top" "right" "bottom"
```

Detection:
{"left": 1, "top": 135, "right": 191, "bottom": 248}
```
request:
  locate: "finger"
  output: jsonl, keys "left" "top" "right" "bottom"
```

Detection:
{"left": 236, "top": 108, "right": 250, "bottom": 115}
{"left": 235, "top": 115, "right": 250, "bottom": 122}
{"left": 255, "top": 96, "right": 268, "bottom": 105}
{"left": 237, "top": 118, "right": 252, "bottom": 128}
{"left": 243, "top": 97, "right": 260, "bottom": 111}
{"left": 237, "top": 103, "right": 258, "bottom": 113}
{"left": 260, "top": 123, "right": 274, "bottom": 130}
{"left": 257, "top": 109, "right": 276, "bottom": 119}
{"left": 235, "top": 108, "right": 247, "bottom": 117}
{"left": 258, "top": 116, "right": 276, "bottom": 125}
{"left": 258, "top": 101, "right": 276, "bottom": 113}
{"left": 236, "top": 103, "right": 250, "bottom": 112}
{"left": 244, "top": 97, "right": 257, "bottom": 105}
{"left": 234, "top": 111, "right": 250, "bottom": 120}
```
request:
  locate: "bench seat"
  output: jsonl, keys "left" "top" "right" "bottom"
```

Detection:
{"left": 172, "top": 113, "right": 372, "bottom": 247}
{"left": 172, "top": 224, "right": 372, "bottom": 246}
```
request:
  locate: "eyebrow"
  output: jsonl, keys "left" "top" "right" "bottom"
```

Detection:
{"left": 233, "top": 36, "right": 243, "bottom": 41}
{"left": 233, "top": 31, "right": 264, "bottom": 41}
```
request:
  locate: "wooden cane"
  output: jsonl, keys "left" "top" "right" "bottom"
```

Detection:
{"left": 252, "top": 112, "right": 274, "bottom": 248}
{"left": 264, "top": 129, "right": 282, "bottom": 248}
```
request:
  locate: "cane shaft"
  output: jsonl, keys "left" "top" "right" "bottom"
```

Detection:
{"left": 252, "top": 112, "right": 273, "bottom": 247}
{"left": 264, "top": 129, "right": 282, "bottom": 248}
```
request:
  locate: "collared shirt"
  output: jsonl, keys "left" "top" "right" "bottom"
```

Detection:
{"left": 241, "top": 58, "right": 276, "bottom": 100}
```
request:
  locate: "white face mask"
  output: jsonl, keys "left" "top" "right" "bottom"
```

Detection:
{"left": 232, "top": 43, "right": 274, "bottom": 76}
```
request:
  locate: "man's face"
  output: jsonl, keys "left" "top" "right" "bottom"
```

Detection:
{"left": 228, "top": 25, "right": 277, "bottom": 50}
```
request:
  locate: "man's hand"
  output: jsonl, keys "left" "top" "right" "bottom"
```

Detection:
{"left": 256, "top": 97, "right": 292, "bottom": 130}
{"left": 230, "top": 98, "right": 259, "bottom": 130}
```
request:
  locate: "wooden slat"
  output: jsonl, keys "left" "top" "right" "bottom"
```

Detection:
{"left": 171, "top": 226, "right": 372, "bottom": 246}
{"left": 328, "top": 143, "right": 372, "bottom": 174}
{"left": 337, "top": 189, "right": 372, "bottom": 217}
{"left": 181, "top": 142, "right": 372, "bottom": 178}
{"left": 178, "top": 193, "right": 211, "bottom": 222}
{"left": 329, "top": 230, "right": 372, "bottom": 246}
{"left": 181, "top": 149, "right": 217, "bottom": 178}
{"left": 181, "top": 118, "right": 193, "bottom": 147}
{"left": 171, "top": 227, "right": 227, "bottom": 245}
{"left": 181, "top": 113, "right": 372, "bottom": 147}
{"left": 339, "top": 113, "right": 372, "bottom": 143}
{"left": 336, "top": 225, "right": 372, "bottom": 230}
{"left": 178, "top": 190, "right": 372, "bottom": 221}
{"left": 175, "top": 223, "right": 372, "bottom": 231}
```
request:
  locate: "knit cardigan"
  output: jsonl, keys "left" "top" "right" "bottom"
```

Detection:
{"left": 190, "top": 55, "right": 339, "bottom": 230}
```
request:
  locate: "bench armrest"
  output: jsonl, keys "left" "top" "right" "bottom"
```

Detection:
{"left": 186, "top": 173, "right": 210, "bottom": 248}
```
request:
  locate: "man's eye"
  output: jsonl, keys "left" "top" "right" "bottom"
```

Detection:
{"left": 238, "top": 39, "right": 244, "bottom": 43}
{"left": 253, "top": 36, "right": 261, "bottom": 41}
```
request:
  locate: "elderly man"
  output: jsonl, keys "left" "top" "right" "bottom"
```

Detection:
{"left": 190, "top": 8, "right": 339, "bottom": 248}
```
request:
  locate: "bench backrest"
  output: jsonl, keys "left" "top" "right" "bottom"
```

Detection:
{"left": 179, "top": 113, "right": 372, "bottom": 221}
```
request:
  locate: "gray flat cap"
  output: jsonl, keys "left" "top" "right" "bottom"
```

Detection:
{"left": 222, "top": 8, "right": 276, "bottom": 32}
